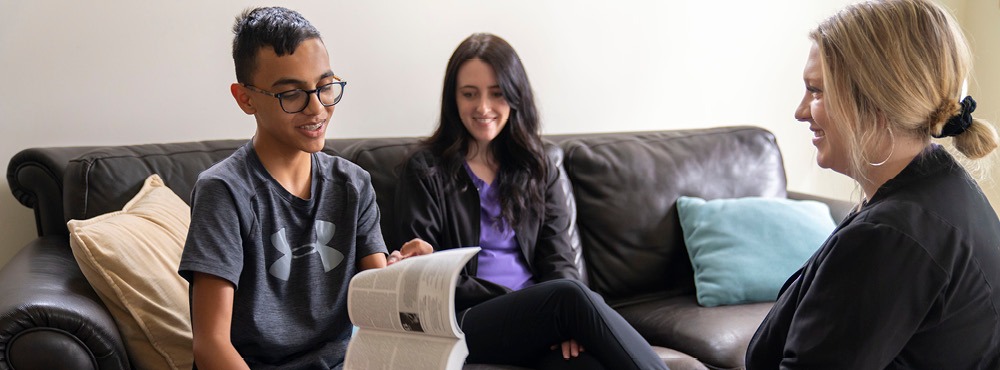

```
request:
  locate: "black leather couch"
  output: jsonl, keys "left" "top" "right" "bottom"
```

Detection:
{"left": 1, "top": 126, "right": 852, "bottom": 369}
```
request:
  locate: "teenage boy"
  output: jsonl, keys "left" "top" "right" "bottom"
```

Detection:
{"left": 179, "top": 7, "right": 427, "bottom": 369}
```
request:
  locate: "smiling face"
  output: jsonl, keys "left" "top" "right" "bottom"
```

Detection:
{"left": 455, "top": 59, "right": 511, "bottom": 151}
{"left": 234, "top": 38, "right": 336, "bottom": 156}
{"left": 795, "top": 43, "right": 851, "bottom": 175}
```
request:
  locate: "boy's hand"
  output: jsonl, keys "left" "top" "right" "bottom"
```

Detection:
{"left": 387, "top": 238, "right": 434, "bottom": 265}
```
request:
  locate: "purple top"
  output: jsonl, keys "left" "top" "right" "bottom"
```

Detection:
{"left": 464, "top": 163, "right": 536, "bottom": 291}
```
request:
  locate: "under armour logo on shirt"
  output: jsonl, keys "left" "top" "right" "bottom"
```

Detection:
{"left": 268, "top": 220, "right": 345, "bottom": 281}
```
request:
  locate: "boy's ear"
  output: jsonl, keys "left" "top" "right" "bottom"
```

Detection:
{"left": 231, "top": 83, "right": 256, "bottom": 115}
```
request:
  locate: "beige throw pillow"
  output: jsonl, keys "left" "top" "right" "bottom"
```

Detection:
{"left": 68, "top": 174, "right": 193, "bottom": 370}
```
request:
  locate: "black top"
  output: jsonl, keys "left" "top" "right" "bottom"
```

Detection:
{"left": 394, "top": 149, "right": 580, "bottom": 311}
{"left": 747, "top": 145, "right": 1000, "bottom": 369}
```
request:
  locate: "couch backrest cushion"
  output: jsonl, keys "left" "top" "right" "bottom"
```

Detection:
{"left": 337, "top": 137, "right": 419, "bottom": 251}
{"left": 63, "top": 140, "right": 249, "bottom": 223}
{"left": 61, "top": 140, "right": 347, "bottom": 226}
{"left": 552, "top": 126, "right": 787, "bottom": 304}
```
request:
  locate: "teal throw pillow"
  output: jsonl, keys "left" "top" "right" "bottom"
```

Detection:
{"left": 677, "top": 196, "right": 836, "bottom": 307}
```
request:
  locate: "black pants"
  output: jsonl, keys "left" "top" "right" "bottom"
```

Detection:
{"left": 459, "top": 279, "right": 669, "bottom": 370}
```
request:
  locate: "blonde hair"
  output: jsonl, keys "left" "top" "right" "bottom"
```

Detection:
{"left": 811, "top": 0, "right": 997, "bottom": 181}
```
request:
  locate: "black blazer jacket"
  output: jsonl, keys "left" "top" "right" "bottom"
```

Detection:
{"left": 747, "top": 145, "right": 1000, "bottom": 369}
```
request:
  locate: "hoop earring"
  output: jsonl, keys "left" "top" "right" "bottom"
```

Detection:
{"left": 867, "top": 126, "right": 895, "bottom": 167}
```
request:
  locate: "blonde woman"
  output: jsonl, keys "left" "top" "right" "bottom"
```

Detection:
{"left": 747, "top": 0, "right": 1000, "bottom": 368}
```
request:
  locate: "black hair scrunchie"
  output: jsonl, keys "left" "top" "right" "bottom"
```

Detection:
{"left": 934, "top": 96, "right": 977, "bottom": 138}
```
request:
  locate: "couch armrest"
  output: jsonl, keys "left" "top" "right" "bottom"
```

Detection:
{"left": 0, "top": 236, "right": 130, "bottom": 370}
{"left": 7, "top": 146, "right": 101, "bottom": 237}
{"left": 787, "top": 191, "right": 855, "bottom": 223}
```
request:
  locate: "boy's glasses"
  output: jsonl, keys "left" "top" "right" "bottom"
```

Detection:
{"left": 242, "top": 77, "right": 346, "bottom": 114}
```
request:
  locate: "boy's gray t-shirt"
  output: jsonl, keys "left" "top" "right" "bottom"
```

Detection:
{"left": 179, "top": 141, "right": 386, "bottom": 369}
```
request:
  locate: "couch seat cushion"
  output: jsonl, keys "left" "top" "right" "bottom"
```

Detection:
{"left": 617, "top": 295, "right": 771, "bottom": 370}
{"left": 462, "top": 346, "right": 702, "bottom": 370}
{"left": 653, "top": 346, "right": 709, "bottom": 370}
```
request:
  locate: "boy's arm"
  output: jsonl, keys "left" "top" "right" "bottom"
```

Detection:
{"left": 358, "top": 253, "right": 387, "bottom": 270}
{"left": 191, "top": 272, "right": 250, "bottom": 370}
{"left": 357, "top": 239, "right": 434, "bottom": 269}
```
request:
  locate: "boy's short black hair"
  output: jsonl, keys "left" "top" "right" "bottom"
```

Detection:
{"left": 232, "top": 7, "right": 322, "bottom": 84}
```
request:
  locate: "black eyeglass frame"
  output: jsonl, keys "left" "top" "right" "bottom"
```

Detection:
{"left": 242, "top": 76, "right": 347, "bottom": 114}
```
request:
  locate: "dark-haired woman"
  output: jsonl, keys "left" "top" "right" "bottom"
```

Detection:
{"left": 393, "top": 33, "right": 668, "bottom": 370}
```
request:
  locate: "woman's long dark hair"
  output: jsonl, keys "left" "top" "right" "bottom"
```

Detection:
{"left": 422, "top": 33, "right": 547, "bottom": 223}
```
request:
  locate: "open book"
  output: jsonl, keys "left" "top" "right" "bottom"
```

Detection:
{"left": 344, "top": 247, "right": 481, "bottom": 370}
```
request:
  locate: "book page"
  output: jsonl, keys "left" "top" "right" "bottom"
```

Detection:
{"left": 347, "top": 247, "right": 480, "bottom": 339}
{"left": 344, "top": 330, "right": 467, "bottom": 370}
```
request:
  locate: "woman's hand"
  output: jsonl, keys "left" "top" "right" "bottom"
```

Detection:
{"left": 387, "top": 238, "right": 434, "bottom": 265}
{"left": 550, "top": 339, "right": 584, "bottom": 359}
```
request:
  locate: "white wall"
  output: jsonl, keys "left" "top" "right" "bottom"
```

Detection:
{"left": 961, "top": 0, "right": 1000, "bottom": 209}
{"left": 0, "top": 0, "right": 993, "bottom": 267}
